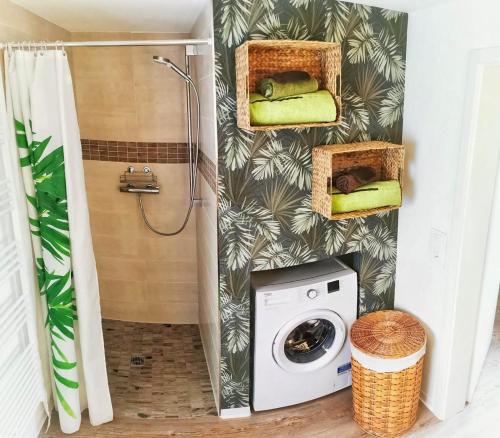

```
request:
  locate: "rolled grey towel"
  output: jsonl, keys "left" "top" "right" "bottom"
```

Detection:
{"left": 258, "top": 71, "right": 319, "bottom": 99}
{"left": 334, "top": 166, "right": 377, "bottom": 194}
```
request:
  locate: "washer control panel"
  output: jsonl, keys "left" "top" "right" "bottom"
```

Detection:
{"left": 306, "top": 289, "right": 319, "bottom": 299}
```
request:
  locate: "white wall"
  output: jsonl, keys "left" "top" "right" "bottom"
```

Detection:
{"left": 191, "top": 0, "right": 220, "bottom": 412}
{"left": 397, "top": 0, "right": 500, "bottom": 420}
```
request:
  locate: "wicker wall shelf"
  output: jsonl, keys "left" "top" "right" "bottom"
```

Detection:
{"left": 312, "top": 141, "right": 404, "bottom": 221}
{"left": 235, "top": 40, "right": 342, "bottom": 131}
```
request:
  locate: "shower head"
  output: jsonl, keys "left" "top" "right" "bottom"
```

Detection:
{"left": 153, "top": 56, "right": 191, "bottom": 82}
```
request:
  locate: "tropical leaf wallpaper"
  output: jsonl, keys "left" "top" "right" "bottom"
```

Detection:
{"left": 213, "top": 0, "right": 408, "bottom": 409}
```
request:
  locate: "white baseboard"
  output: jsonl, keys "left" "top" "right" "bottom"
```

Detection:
{"left": 220, "top": 407, "right": 251, "bottom": 419}
{"left": 28, "top": 403, "right": 48, "bottom": 437}
{"left": 420, "top": 389, "right": 445, "bottom": 421}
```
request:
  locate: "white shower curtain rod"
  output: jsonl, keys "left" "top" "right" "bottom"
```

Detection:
{"left": 0, "top": 38, "right": 211, "bottom": 50}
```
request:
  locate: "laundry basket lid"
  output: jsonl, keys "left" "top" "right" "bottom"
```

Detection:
{"left": 350, "top": 310, "right": 426, "bottom": 360}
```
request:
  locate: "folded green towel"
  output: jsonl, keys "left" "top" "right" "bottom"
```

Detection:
{"left": 249, "top": 90, "right": 337, "bottom": 126}
{"left": 330, "top": 180, "right": 401, "bottom": 213}
{"left": 258, "top": 71, "right": 319, "bottom": 99}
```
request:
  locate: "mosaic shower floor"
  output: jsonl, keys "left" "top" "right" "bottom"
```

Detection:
{"left": 102, "top": 320, "right": 217, "bottom": 419}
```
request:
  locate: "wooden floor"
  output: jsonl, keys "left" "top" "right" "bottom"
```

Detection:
{"left": 41, "top": 388, "right": 433, "bottom": 437}
{"left": 42, "top": 304, "right": 500, "bottom": 437}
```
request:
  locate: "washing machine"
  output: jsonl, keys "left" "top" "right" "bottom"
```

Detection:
{"left": 251, "top": 258, "right": 357, "bottom": 411}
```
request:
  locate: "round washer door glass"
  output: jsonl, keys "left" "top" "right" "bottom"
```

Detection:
{"left": 284, "top": 318, "right": 336, "bottom": 364}
{"left": 273, "top": 310, "right": 346, "bottom": 373}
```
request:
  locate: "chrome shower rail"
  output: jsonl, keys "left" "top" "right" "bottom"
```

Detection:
{"left": 0, "top": 39, "right": 211, "bottom": 50}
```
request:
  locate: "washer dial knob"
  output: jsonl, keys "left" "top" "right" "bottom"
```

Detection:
{"left": 307, "top": 289, "right": 318, "bottom": 299}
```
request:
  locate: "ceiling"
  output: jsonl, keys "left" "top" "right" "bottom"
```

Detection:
{"left": 11, "top": 0, "right": 454, "bottom": 33}
{"left": 10, "top": 0, "right": 208, "bottom": 33}
{"left": 341, "top": 0, "right": 454, "bottom": 12}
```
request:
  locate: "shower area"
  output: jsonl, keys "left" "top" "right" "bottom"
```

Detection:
{"left": 79, "top": 41, "right": 216, "bottom": 420}
{"left": 73, "top": 33, "right": 219, "bottom": 418}
{"left": 0, "top": 0, "right": 220, "bottom": 432}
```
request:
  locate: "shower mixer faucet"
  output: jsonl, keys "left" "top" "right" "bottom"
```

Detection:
{"left": 119, "top": 166, "right": 160, "bottom": 194}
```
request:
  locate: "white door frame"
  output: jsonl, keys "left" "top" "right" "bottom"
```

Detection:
{"left": 467, "top": 157, "right": 500, "bottom": 401}
{"left": 439, "top": 47, "right": 500, "bottom": 419}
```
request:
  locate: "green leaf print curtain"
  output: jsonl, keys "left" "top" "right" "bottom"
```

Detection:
{"left": 3, "top": 49, "right": 112, "bottom": 433}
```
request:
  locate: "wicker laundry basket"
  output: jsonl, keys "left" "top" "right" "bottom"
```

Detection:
{"left": 350, "top": 311, "right": 426, "bottom": 437}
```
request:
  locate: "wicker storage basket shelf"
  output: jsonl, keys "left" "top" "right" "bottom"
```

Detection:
{"left": 235, "top": 40, "right": 342, "bottom": 131}
{"left": 350, "top": 311, "right": 427, "bottom": 438}
{"left": 312, "top": 141, "right": 404, "bottom": 220}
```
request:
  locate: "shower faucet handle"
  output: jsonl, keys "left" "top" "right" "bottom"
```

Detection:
{"left": 127, "top": 166, "right": 135, "bottom": 174}
{"left": 143, "top": 166, "right": 152, "bottom": 174}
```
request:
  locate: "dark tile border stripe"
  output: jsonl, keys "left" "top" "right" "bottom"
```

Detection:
{"left": 81, "top": 138, "right": 217, "bottom": 193}
{"left": 198, "top": 150, "right": 217, "bottom": 194}
{"left": 81, "top": 139, "right": 189, "bottom": 163}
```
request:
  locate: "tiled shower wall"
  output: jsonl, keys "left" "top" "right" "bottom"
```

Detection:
{"left": 70, "top": 33, "right": 199, "bottom": 323}
{"left": 192, "top": 3, "right": 220, "bottom": 412}
{"left": 71, "top": 32, "right": 189, "bottom": 142}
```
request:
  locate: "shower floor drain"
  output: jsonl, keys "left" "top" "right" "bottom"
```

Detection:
{"left": 130, "top": 355, "right": 145, "bottom": 367}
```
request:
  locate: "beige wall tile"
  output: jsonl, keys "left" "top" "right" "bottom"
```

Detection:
{"left": 142, "top": 236, "right": 197, "bottom": 262}
{"left": 147, "top": 260, "right": 197, "bottom": 284}
{"left": 100, "top": 300, "right": 198, "bottom": 324}
{"left": 83, "top": 160, "right": 198, "bottom": 323}
{"left": 70, "top": 32, "right": 189, "bottom": 142}
{"left": 76, "top": 82, "right": 137, "bottom": 110}
{"left": 95, "top": 255, "right": 146, "bottom": 282}
{"left": 92, "top": 235, "right": 140, "bottom": 258}
{"left": 146, "top": 281, "right": 198, "bottom": 303}
{"left": 0, "top": 0, "right": 69, "bottom": 44}
{"left": 195, "top": 157, "right": 220, "bottom": 407}
{"left": 192, "top": 3, "right": 220, "bottom": 409}
{"left": 98, "top": 278, "right": 198, "bottom": 306}
{"left": 89, "top": 212, "right": 142, "bottom": 236}
{"left": 98, "top": 279, "right": 147, "bottom": 303}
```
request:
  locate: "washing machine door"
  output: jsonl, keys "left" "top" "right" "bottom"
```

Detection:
{"left": 272, "top": 309, "right": 346, "bottom": 373}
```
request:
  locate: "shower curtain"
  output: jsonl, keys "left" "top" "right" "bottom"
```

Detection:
{"left": 3, "top": 48, "right": 113, "bottom": 433}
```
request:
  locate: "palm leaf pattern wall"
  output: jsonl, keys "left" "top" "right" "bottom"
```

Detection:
{"left": 16, "top": 119, "right": 79, "bottom": 419}
{"left": 214, "top": 0, "right": 407, "bottom": 409}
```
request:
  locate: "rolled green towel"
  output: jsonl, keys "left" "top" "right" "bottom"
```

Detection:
{"left": 258, "top": 71, "right": 319, "bottom": 99}
{"left": 330, "top": 180, "right": 401, "bottom": 214}
{"left": 249, "top": 90, "right": 337, "bottom": 126}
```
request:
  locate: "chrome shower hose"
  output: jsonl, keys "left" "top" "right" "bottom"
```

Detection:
{"left": 138, "top": 80, "right": 200, "bottom": 236}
